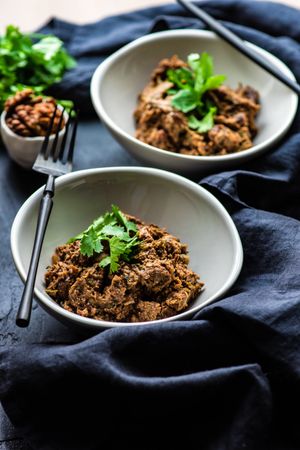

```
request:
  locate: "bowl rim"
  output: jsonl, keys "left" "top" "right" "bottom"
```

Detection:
{"left": 11, "top": 166, "right": 243, "bottom": 328}
{"left": 91, "top": 29, "right": 298, "bottom": 163}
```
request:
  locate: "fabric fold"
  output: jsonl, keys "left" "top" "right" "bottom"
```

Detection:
{"left": 0, "top": 323, "right": 273, "bottom": 450}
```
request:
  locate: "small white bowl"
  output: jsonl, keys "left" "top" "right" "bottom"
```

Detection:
{"left": 1, "top": 108, "right": 67, "bottom": 169}
{"left": 11, "top": 166, "right": 243, "bottom": 331}
{"left": 91, "top": 29, "right": 298, "bottom": 175}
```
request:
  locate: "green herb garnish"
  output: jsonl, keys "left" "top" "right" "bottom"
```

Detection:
{"left": 166, "top": 52, "right": 226, "bottom": 133}
{"left": 68, "top": 205, "right": 141, "bottom": 273}
{"left": 0, "top": 25, "right": 76, "bottom": 109}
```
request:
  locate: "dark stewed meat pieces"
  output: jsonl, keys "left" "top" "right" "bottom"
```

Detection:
{"left": 45, "top": 213, "right": 204, "bottom": 323}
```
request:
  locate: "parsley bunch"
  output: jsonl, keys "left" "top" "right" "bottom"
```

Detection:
{"left": 69, "top": 205, "right": 140, "bottom": 273}
{"left": 167, "top": 52, "right": 226, "bottom": 133}
{"left": 0, "top": 25, "right": 76, "bottom": 109}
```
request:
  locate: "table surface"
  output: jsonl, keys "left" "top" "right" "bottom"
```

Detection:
{"left": 0, "top": 0, "right": 299, "bottom": 34}
{"left": 1, "top": 1, "right": 300, "bottom": 448}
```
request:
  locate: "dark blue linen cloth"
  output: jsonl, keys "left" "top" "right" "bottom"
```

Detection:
{"left": 1, "top": 1, "right": 300, "bottom": 449}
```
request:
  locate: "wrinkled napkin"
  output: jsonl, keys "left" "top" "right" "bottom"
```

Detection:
{"left": 1, "top": 1, "right": 300, "bottom": 449}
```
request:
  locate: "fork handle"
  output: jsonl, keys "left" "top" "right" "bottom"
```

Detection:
{"left": 16, "top": 175, "right": 55, "bottom": 327}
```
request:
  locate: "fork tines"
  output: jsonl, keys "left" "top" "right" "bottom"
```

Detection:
{"left": 33, "top": 106, "right": 79, "bottom": 177}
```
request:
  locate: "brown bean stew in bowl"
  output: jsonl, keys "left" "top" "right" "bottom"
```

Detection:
{"left": 45, "top": 206, "right": 203, "bottom": 323}
{"left": 134, "top": 53, "right": 260, "bottom": 156}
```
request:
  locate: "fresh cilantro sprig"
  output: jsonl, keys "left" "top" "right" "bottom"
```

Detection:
{"left": 166, "top": 52, "right": 226, "bottom": 133}
{"left": 68, "top": 205, "right": 140, "bottom": 273}
{"left": 0, "top": 25, "right": 76, "bottom": 109}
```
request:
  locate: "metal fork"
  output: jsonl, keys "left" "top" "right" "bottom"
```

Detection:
{"left": 16, "top": 107, "right": 79, "bottom": 327}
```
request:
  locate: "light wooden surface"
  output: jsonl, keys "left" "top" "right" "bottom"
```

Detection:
{"left": 0, "top": 0, "right": 299, "bottom": 34}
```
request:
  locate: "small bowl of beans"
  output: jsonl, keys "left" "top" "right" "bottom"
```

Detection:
{"left": 1, "top": 89, "right": 67, "bottom": 169}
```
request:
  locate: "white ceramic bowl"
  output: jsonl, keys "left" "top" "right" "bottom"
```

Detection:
{"left": 11, "top": 167, "right": 243, "bottom": 331}
{"left": 1, "top": 108, "right": 67, "bottom": 169}
{"left": 91, "top": 29, "right": 298, "bottom": 176}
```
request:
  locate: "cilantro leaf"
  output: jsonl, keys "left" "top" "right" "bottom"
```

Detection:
{"left": 202, "top": 74, "right": 226, "bottom": 94}
{"left": 172, "top": 89, "right": 199, "bottom": 113}
{"left": 67, "top": 205, "right": 141, "bottom": 273}
{"left": 189, "top": 53, "right": 214, "bottom": 86}
{"left": 107, "top": 237, "right": 127, "bottom": 273}
{"left": 101, "top": 224, "right": 132, "bottom": 241}
{"left": 165, "top": 51, "right": 226, "bottom": 134}
{"left": 0, "top": 25, "right": 76, "bottom": 109}
{"left": 166, "top": 88, "right": 178, "bottom": 95}
{"left": 188, "top": 106, "right": 217, "bottom": 133}
{"left": 122, "top": 236, "right": 140, "bottom": 261}
{"left": 99, "top": 256, "right": 111, "bottom": 269}
{"left": 111, "top": 204, "right": 137, "bottom": 234}
{"left": 187, "top": 53, "right": 201, "bottom": 72}
{"left": 32, "top": 36, "right": 64, "bottom": 62}
{"left": 92, "top": 211, "right": 117, "bottom": 232}
{"left": 80, "top": 228, "right": 103, "bottom": 257}
{"left": 166, "top": 67, "right": 194, "bottom": 90}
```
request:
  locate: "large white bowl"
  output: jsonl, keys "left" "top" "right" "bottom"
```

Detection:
{"left": 91, "top": 29, "right": 298, "bottom": 175}
{"left": 11, "top": 167, "right": 243, "bottom": 331}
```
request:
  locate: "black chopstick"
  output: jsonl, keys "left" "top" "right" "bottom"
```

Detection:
{"left": 177, "top": 0, "right": 300, "bottom": 96}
